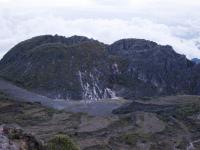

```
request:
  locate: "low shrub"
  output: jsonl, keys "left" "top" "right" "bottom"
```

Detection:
{"left": 46, "top": 134, "right": 80, "bottom": 150}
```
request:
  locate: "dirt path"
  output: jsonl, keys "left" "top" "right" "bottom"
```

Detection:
{"left": 0, "top": 78, "right": 66, "bottom": 109}
{"left": 0, "top": 78, "right": 129, "bottom": 116}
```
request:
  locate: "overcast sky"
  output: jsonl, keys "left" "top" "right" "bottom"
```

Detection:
{"left": 0, "top": 0, "right": 200, "bottom": 59}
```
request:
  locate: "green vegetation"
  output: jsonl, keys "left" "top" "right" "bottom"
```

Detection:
{"left": 140, "top": 97, "right": 152, "bottom": 101}
{"left": 0, "top": 96, "right": 54, "bottom": 126}
{"left": 46, "top": 134, "right": 80, "bottom": 150}
{"left": 120, "top": 134, "right": 139, "bottom": 145}
{"left": 176, "top": 103, "right": 200, "bottom": 117}
{"left": 120, "top": 133, "right": 151, "bottom": 146}
{"left": 0, "top": 91, "right": 11, "bottom": 100}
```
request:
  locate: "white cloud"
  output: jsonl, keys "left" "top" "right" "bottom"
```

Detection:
{"left": 0, "top": 0, "right": 200, "bottom": 59}
{"left": 0, "top": 0, "right": 94, "bottom": 7}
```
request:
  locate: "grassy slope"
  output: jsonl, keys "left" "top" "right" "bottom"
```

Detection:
{"left": 1, "top": 91, "right": 200, "bottom": 150}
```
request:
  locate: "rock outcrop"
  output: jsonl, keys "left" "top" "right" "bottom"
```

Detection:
{"left": 0, "top": 124, "right": 43, "bottom": 150}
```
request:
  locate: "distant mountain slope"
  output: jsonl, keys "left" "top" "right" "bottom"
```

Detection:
{"left": 192, "top": 58, "right": 200, "bottom": 64}
{"left": 0, "top": 35, "right": 200, "bottom": 100}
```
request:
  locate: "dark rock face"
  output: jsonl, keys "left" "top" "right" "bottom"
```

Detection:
{"left": 108, "top": 39, "right": 195, "bottom": 98}
{"left": 0, "top": 35, "right": 199, "bottom": 100}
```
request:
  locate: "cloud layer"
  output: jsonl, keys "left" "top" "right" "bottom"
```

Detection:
{"left": 0, "top": 0, "right": 200, "bottom": 59}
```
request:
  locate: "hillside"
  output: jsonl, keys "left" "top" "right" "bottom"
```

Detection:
{"left": 1, "top": 90, "right": 200, "bottom": 149}
{"left": 0, "top": 35, "right": 200, "bottom": 100}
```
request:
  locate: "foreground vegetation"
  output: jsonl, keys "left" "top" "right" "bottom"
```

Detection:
{"left": 1, "top": 91, "right": 200, "bottom": 149}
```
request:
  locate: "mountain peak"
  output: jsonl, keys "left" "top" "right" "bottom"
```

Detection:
{"left": 109, "top": 38, "right": 158, "bottom": 51}
{"left": 11, "top": 34, "right": 96, "bottom": 52}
